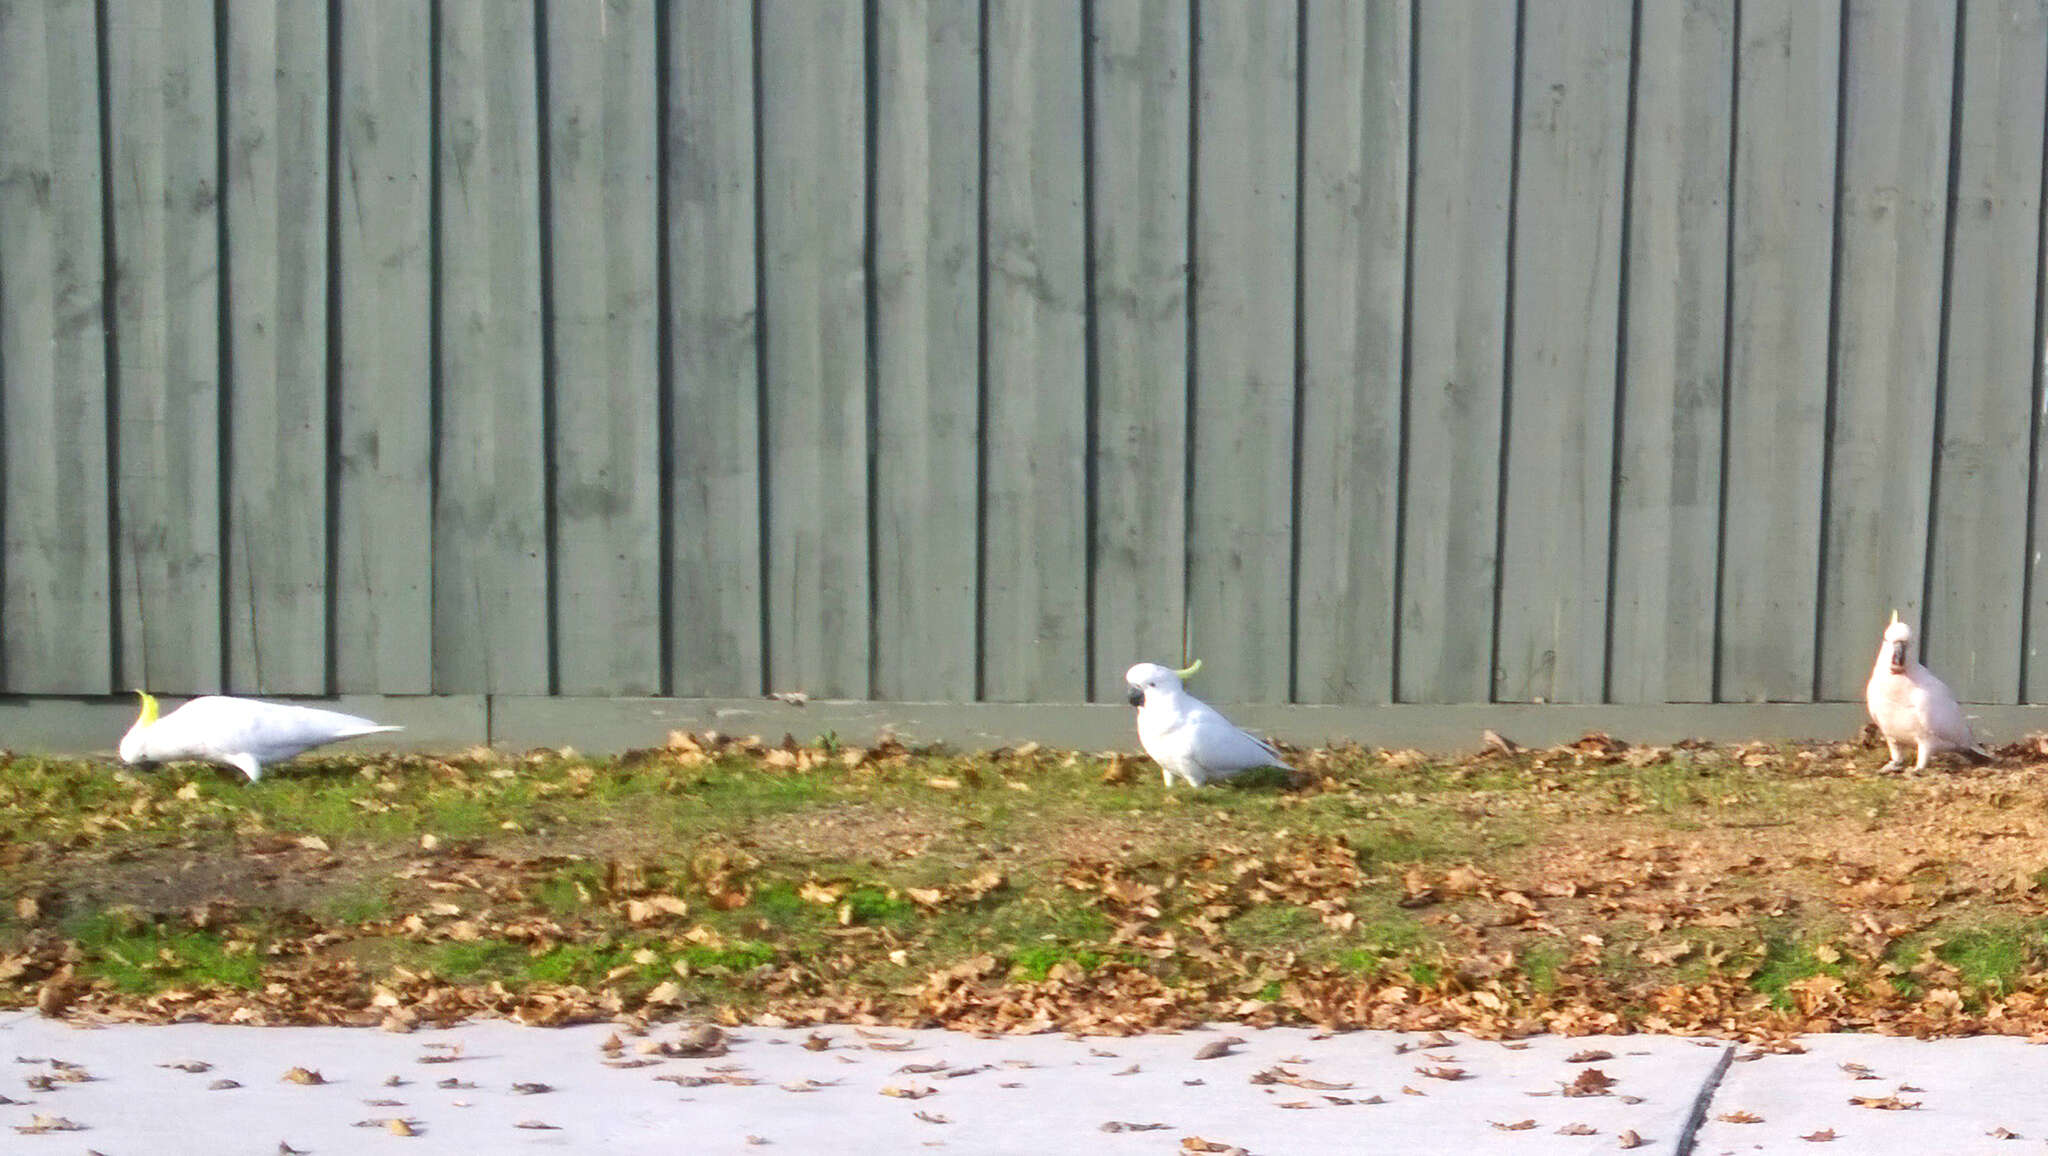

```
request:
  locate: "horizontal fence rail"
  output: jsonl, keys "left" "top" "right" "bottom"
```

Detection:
{"left": 1, "top": 0, "right": 2045, "bottom": 709}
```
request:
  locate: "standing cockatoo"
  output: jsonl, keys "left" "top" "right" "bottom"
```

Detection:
{"left": 1125, "top": 660, "right": 1291, "bottom": 787}
{"left": 118, "top": 692, "right": 402, "bottom": 782}
{"left": 1864, "top": 612, "right": 1992, "bottom": 772}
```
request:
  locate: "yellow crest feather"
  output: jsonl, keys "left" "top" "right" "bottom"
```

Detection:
{"left": 1174, "top": 658, "right": 1203, "bottom": 680}
{"left": 133, "top": 689, "right": 158, "bottom": 727}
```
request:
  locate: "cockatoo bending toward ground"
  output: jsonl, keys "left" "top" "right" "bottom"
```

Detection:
{"left": 1125, "top": 660, "right": 1292, "bottom": 788}
{"left": 118, "top": 692, "right": 402, "bottom": 782}
{"left": 1864, "top": 612, "right": 1992, "bottom": 772}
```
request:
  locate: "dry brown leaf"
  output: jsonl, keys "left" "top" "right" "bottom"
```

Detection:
{"left": 1617, "top": 1131, "right": 1645, "bottom": 1149}
{"left": 1564, "top": 1067, "right": 1616, "bottom": 1097}
{"left": 1850, "top": 1095, "right": 1921, "bottom": 1111}
{"left": 1800, "top": 1130, "right": 1837, "bottom": 1142}
{"left": 1491, "top": 1119, "right": 1537, "bottom": 1131}
{"left": 1100, "top": 1122, "right": 1171, "bottom": 1132}
{"left": 1556, "top": 1123, "right": 1597, "bottom": 1136}
{"left": 1989, "top": 1127, "right": 2022, "bottom": 1139}
{"left": 1567, "top": 1049, "right": 1614, "bottom": 1063}
{"left": 881, "top": 1084, "right": 936, "bottom": 1100}
{"left": 1717, "top": 1110, "right": 1763, "bottom": 1123}
{"left": 914, "top": 1111, "right": 950, "bottom": 1124}
{"left": 281, "top": 1067, "right": 327, "bottom": 1085}
{"left": 1194, "top": 1037, "right": 1244, "bottom": 1060}
{"left": 514, "top": 1121, "right": 561, "bottom": 1130}
{"left": 1416, "top": 1066, "right": 1467, "bottom": 1081}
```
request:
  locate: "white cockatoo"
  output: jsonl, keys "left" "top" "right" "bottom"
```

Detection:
{"left": 1125, "top": 659, "right": 1291, "bottom": 787}
{"left": 118, "top": 691, "right": 402, "bottom": 782}
{"left": 1864, "top": 612, "right": 1991, "bottom": 772}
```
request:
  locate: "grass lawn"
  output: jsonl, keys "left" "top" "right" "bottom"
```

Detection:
{"left": 7, "top": 729, "right": 2048, "bottom": 1038}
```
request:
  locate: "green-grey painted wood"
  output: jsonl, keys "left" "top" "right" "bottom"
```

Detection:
{"left": 666, "top": 0, "right": 763, "bottom": 697}
{"left": 1398, "top": 4, "right": 1513, "bottom": 703}
{"left": 1186, "top": 0, "right": 1297, "bottom": 704}
{"left": 1718, "top": 0, "right": 1839, "bottom": 703}
{"left": 980, "top": 0, "right": 1088, "bottom": 702}
{"left": 106, "top": 0, "right": 222, "bottom": 694}
{"left": 223, "top": 0, "right": 329, "bottom": 693}
{"left": 1816, "top": 0, "right": 1954, "bottom": 700}
{"left": 759, "top": 0, "right": 870, "bottom": 698}
{"left": 1609, "top": 0, "right": 1732, "bottom": 705}
{"left": 432, "top": 0, "right": 548, "bottom": 694}
{"left": 1294, "top": 0, "right": 1407, "bottom": 706}
{"left": 871, "top": 0, "right": 979, "bottom": 701}
{"left": 1495, "top": 0, "right": 1630, "bottom": 705}
{"left": 543, "top": 0, "right": 661, "bottom": 695}
{"left": 1087, "top": 0, "right": 1190, "bottom": 700}
{"left": 335, "top": 2, "right": 431, "bottom": 693}
{"left": 1939, "top": 0, "right": 2046, "bottom": 703}
{"left": 0, "top": 0, "right": 111, "bottom": 694}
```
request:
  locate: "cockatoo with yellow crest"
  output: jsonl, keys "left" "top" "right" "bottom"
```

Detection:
{"left": 1125, "top": 659, "right": 1291, "bottom": 787}
{"left": 1864, "top": 611, "right": 1992, "bottom": 772}
{"left": 118, "top": 691, "right": 401, "bottom": 782}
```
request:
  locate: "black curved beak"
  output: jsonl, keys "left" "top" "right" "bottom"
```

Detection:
{"left": 1126, "top": 686, "right": 1145, "bottom": 707}
{"left": 1890, "top": 641, "right": 1907, "bottom": 672}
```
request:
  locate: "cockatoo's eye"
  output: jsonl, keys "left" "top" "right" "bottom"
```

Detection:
{"left": 1126, "top": 686, "right": 1145, "bottom": 707}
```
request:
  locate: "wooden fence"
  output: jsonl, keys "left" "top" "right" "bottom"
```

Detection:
{"left": 2, "top": 0, "right": 2045, "bottom": 708}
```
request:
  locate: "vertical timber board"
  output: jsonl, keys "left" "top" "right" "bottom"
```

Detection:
{"left": 1187, "top": 0, "right": 1298, "bottom": 704}
{"left": 982, "top": 0, "right": 1087, "bottom": 702}
{"left": 1610, "top": 0, "right": 1732, "bottom": 704}
{"left": 432, "top": 0, "right": 548, "bottom": 694}
{"left": 759, "top": 0, "right": 870, "bottom": 698}
{"left": 543, "top": 0, "right": 661, "bottom": 694}
{"left": 871, "top": 0, "right": 979, "bottom": 700}
{"left": 1088, "top": 0, "right": 1190, "bottom": 699}
{"left": 1816, "top": 0, "right": 1954, "bottom": 699}
{"left": 667, "top": 0, "right": 763, "bottom": 697}
{"left": 224, "top": 0, "right": 330, "bottom": 693}
{"left": 1494, "top": 0, "right": 1629, "bottom": 705}
{"left": 1397, "top": 4, "right": 1513, "bottom": 703}
{"left": 1718, "top": 0, "right": 1838, "bottom": 702}
{"left": 107, "top": 0, "right": 223, "bottom": 693}
{"left": 1295, "top": 0, "right": 1408, "bottom": 705}
{"left": 0, "top": 0, "right": 111, "bottom": 693}
{"left": 1943, "top": 0, "right": 2045, "bottom": 703}
{"left": 335, "top": 2, "right": 432, "bottom": 692}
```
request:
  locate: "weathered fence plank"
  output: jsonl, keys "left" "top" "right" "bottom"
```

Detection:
{"left": 1186, "top": 0, "right": 1297, "bottom": 704}
{"left": 1495, "top": 0, "right": 1630, "bottom": 705}
{"left": 1398, "top": 3, "right": 1514, "bottom": 703}
{"left": 981, "top": 0, "right": 1087, "bottom": 702}
{"left": 666, "top": 0, "right": 764, "bottom": 698}
{"left": 1936, "top": 0, "right": 2045, "bottom": 704}
{"left": 1294, "top": 0, "right": 1407, "bottom": 706}
{"left": 871, "top": 0, "right": 980, "bottom": 701}
{"left": 335, "top": 1, "right": 432, "bottom": 693}
{"left": 1718, "top": 0, "right": 1839, "bottom": 702}
{"left": 759, "top": 0, "right": 870, "bottom": 698}
{"left": 1088, "top": 0, "right": 1190, "bottom": 699}
{"left": 433, "top": 0, "right": 550, "bottom": 694}
{"left": 223, "top": 0, "right": 330, "bottom": 693}
{"left": 0, "top": 0, "right": 111, "bottom": 694}
{"left": 543, "top": 0, "right": 661, "bottom": 695}
{"left": 1610, "top": 0, "right": 1732, "bottom": 705}
{"left": 106, "top": 0, "right": 222, "bottom": 693}
{"left": 1816, "top": 0, "right": 1954, "bottom": 699}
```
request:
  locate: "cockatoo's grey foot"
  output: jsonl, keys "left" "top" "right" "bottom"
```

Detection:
{"left": 1876, "top": 740, "right": 1904, "bottom": 772}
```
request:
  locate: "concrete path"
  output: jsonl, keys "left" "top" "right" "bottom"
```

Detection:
{"left": 0, "top": 1014, "right": 2032, "bottom": 1154}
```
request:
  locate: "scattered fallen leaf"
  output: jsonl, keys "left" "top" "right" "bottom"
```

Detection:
{"left": 1491, "top": 1119, "right": 1536, "bottom": 1131}
{"left": 1567, "top": 1049, "right": 1614, "bottom": 1064}
{"left": 1557, "top": 1123, "right": 1597, "bottom": 1136}
{"left": 914, "top": 1111, "right": 950, "bottom": 1124}
{"left": 1617, "top": 1131, "right": 1645, "bottom": 1149}
{"left": 1800, "top": 1130, "right": 1836, "bottom": 1142}
{"left": 1416, "top": 1066, "right": 1466, "bottom": 1081}
{"left": 1194, "top": 1037, "right": 1244, "bottom": 1060}
{"left": 13, "top": 1114, "right": 85, "bottom": 1134}
{"left": 281, "top": 1067, "right": 327, "bottom": 1086}
{"left": 1849, "top": 1095, "right": 1921, "bottom": 1111}
{"left": 1101, "top": 1122, "right": 1171, "bottom": 1132}
{"left": 511, "top": 1082, "right": 553, "bottom": 1095}
{"left": 515, "top": 1120, "right": 561, "bottom": 1130}
{"left": 1717, "top": 1110, "right": 1763, "bottom": 1124}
